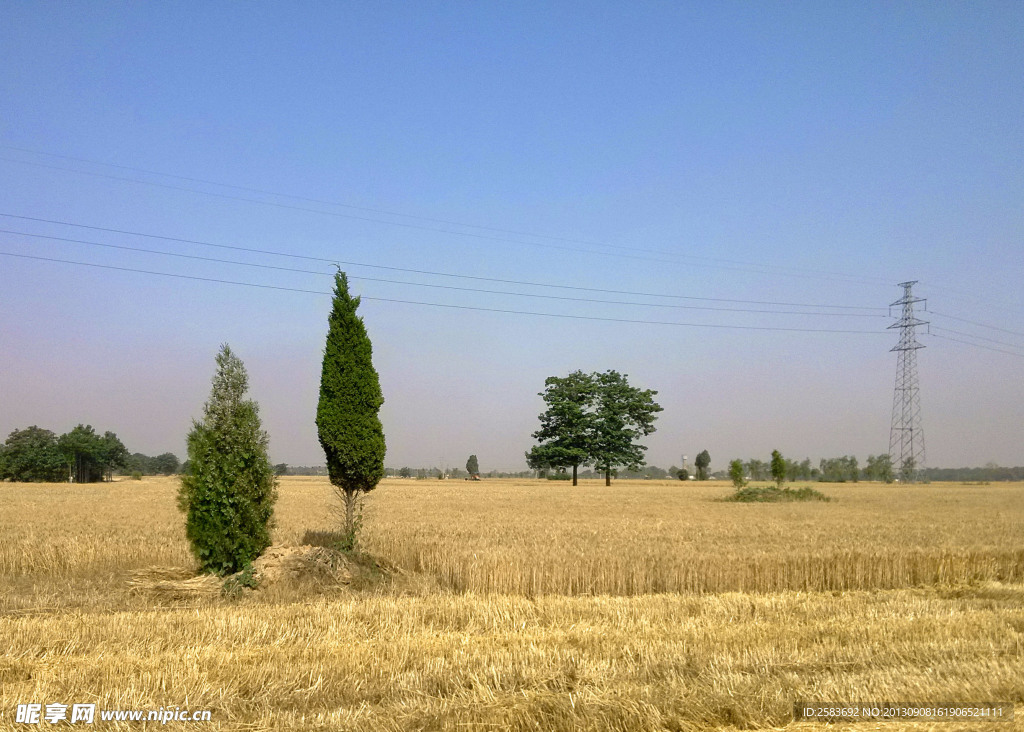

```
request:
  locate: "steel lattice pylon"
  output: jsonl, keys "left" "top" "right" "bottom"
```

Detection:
{"left": 888, "top": 281, "right": 927, "bottom": 482}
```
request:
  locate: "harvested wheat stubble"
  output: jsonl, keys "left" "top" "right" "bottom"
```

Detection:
{"left": 3, "top": 477, "right": 1024, "bottom": 730}
{"left": 251, "top": 544, "right": 354, "bottom": 587}
{"left": 128, "top": 544, "right": 354, "bottom": 599}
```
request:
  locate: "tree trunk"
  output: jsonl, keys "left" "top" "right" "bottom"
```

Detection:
{"left": 572, "top": 463, "right": 578, "bottom": 486}
{"left": 343, "top": 489, "right": 357, "bottom": 539}
{"left": 605, "top": 469, "right": 611, "bottom": 486}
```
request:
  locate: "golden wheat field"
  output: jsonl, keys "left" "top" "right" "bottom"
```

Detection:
{"left": 1, "top": 476, "right": 1022, "bottom": 731}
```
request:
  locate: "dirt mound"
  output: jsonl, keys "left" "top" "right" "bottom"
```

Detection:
{"left": 249, "top": 544, "right": 353, "bottom": 588}
{"left": 130, "top": 544, "right": 360, "bottom": 599}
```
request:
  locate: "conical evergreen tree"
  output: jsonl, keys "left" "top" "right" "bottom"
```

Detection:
{"left": 178, "top": 344, "right": 277, "bottom": 575}
{"left": 316, "top": 271, "right": 386, "bottom": 544}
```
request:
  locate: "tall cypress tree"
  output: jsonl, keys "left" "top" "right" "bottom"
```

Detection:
{"left": 178, "top": 344, "right": 277, "bottom": 575}
{"left": 316, "top": 270, "right": 386, "bottom": 544}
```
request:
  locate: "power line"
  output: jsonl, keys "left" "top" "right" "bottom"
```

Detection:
{"left": 0, "top": 250, "right": 892, "bottom": 334}
{"left": 930, "top": 326, "right": 1024, "bottom": 353}
{"left": 0, "top": 156, "right": 766, "bottom": 270}
{"left": 0, "top": 212, "right": 887, "bottom": 311}
{"left": 929, "top": 332, "right": 1024, "bottom": 358}
{"left": 0, "top": 145, "right": 896, "bottom": 284}
{"left": 0, "top": 227, "right": 884, "bottom": 319}
{"left": 928, "top": 310, "right": 1024, "bottom": 339}
{"left": 0, "top": 144, "right": 674, "bottom": 251}
{"left": 0, "top": 151, "right": 892, "bottom": 285}
{"left": 919, "top": 281, "right": 1024, "bottom": 315}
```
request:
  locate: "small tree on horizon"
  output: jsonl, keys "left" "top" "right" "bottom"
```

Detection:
{"left": 178, "top": 345, "right": 277, "bottom": 575}
{"left": 728, "top": 459, "right": 746, "bottom": 488}
{"left": 770, "top": 449, "right": 786, "bottom": 488}
{"left": 694, "top": 450, "right": 711, "bottom": 480}
{"left": 316, "top": 270, "right": 386, "bottom": 547}
{"left": 466, "top": 454, "right": 479, "bottom": 477}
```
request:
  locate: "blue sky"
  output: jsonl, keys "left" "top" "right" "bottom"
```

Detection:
{"left": 1, "top": 2, "right": 1021, "bottom": 471}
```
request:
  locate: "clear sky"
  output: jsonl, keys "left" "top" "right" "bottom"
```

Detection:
{"left": 1, "top": 2, "right": 1021, "bottom": 472}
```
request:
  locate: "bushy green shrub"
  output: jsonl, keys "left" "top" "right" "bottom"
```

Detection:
{"left": 178, "top": 345, "right": 277, "bottom": 576}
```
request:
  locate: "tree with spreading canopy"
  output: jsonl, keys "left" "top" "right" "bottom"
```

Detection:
{"left": 745, "top": 458, "right": 767, "bottom": 482}
{"left": 526, "top": 370, "right": 661, "bottom": 486}
{"left": 588, "top": 370, "right": 663, "bottom": 486}
{"left": 178, "top": 344, "right": 277, "bottom": 575}
{"left": 0, "top": 426, "right": 66, "bottom": 482}
{"left": 152, "top": 452, "right": 180, "bottom": 475}
{"left": 863, "top": 454, "right": 895, "bottom": 483}
{"left": 56, "top": 425, "right": 128, "bottom": 483}
{"left": 316, "top": 270, "right": 386, "bottom": 546}
{"left": 526, "top": 370, "right": 596, "bottom": 486}
{"left": 819, "top": 455, "right": 859, "bottom": 482}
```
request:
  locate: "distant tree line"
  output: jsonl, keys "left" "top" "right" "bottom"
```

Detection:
{"left": 731, "top": 454, "right": 895, "bottom": 483}
{"left": 387, "top": 466, "right": 535, "bottom": 479}
{"left": 719, "top": 454, "right": 1024, "bottom": 484}
{"left": 918, "top": 465, "right": 1024, "bottom": 482}
{"left": 0, "top": 425, "right": 129, "bottom": 482}
{"left": 0, "top": 425, "right": 185, "bottom": 482}
{"left": 126, "top": 452, "right": 181, "bottom": 476}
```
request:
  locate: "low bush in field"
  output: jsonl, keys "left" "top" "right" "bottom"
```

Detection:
{"left": 727, "top": 485, "right": 832, "bottom": 502}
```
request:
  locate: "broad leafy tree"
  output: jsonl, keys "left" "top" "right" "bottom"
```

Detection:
{"left": 178, "top": 344, "right": 277, "bottom": 575}
{"left": 863, "top": 454, "right": 894, "bottom": 483}
{"left": 58, "top": 425, "right": 102, "bottom": 483}
{"left": 316, "top": 270, "right": 386, "bottom": 545}
{"left": 56, "top": 425, "right": 128, "bottom": 483}
{"left": 152, "top": 452, "right": 180, "bottom": 475}
{"left": 0, "top": 426, "right": 65, "bottom": 482}
{"left": 694, "top": 450, "right": 711, "bottom": 480}
{"left": 526, "top": 370, "right": 596, "bottom": 486}
{"left": 819, "top": 455, "right": 860, "bottom": 482}
{"left": 745, "top": 458, "right": 767, "bottom": 482}
{"left": 527, "top": 370, "right": 661, "bottom": 486}
{"left": 128, "top": 452, "right": 182, "bottom": 476}
{"left": 898, "top": 456, "right": 917, "bottom": 483}
{"left": 589, "top": 370, "right": 663, "bottom": 486}
{"left": 466, "top": 454, "right": 479, "bottom": 477}
{"left": 100, "top": 431, "right": 130, "bottom": 480}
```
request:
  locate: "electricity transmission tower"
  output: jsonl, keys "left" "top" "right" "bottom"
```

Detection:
{"left": 888, "top": 281, "right": 927, "bottom": 482}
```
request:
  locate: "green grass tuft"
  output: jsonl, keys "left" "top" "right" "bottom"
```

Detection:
{"left": 726, "top": 485, "right": 832, "bottom": 503}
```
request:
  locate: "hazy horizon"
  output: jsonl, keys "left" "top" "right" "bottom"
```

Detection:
{"left": 2, "top": 3, "right": 1021, "bottom": 472}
